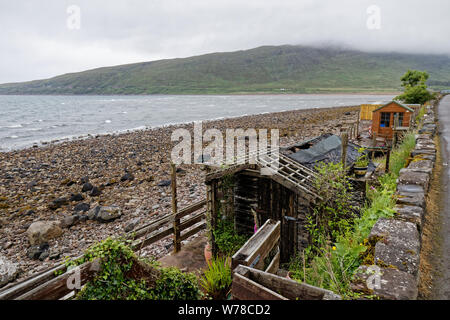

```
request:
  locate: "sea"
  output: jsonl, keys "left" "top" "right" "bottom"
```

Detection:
{"left": 0, "top": 94, "right": 394, "bottom": 152}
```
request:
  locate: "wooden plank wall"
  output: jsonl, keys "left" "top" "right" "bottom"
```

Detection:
{"left": 234, "top": 174, "right": 299, "bottom": 263}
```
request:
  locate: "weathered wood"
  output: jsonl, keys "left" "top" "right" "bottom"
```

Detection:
{"left": 385, "top": 147, "right": 391, "bottom": 173}
{"left": 16, "top": 259, "right": 101, "bottom": 300}
{"left": 132, "top": 214, "right": 173, "bottom": 240}
{"left": 171, "top": 163, "right": 180, "bottom": 253}
{"left": 131, "top": 199, "right": 206, "bottom": 240}
{"left": 264, "top": 249, "right": 280, "bottom": 274}
{"left": 205, "top": 164, "right": 255, "bottom": 182}
{"left": 232, "top": 219, "right": 280, "bottom": 270}
{"left": 211, "top": 180, "right": 219, "bottom": 256}
{"left": 232, "top": 272, "right": 288, "bottom": 300}
{"left": 179, "top": 222, "right": 207, "bottom": 241}
{"left": 132, "top": 225, "right": 174, "bottom": 251}
{"left": 175, "top": 199, "right": 207, "bottom": 220}
{"left": 356, "top": 111, "right": 360, "bottom": 137}
{"left": 239, "top": 265, "right": 341, "bottom": 300}
{"left": 341, "top": 132, "right": 348, "bottom": 166}
{"left": 0, "top": 264, "right": 67, "bottom": 300}
{"left": 179, "top": 211, "right": 205, "bottom": 231}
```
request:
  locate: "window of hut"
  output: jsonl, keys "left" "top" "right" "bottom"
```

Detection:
{"left": 380, "top": 112, "right": 391, "bottom": 127}
{"left": 394, "top": 112, "right": 404, "bottom": 126}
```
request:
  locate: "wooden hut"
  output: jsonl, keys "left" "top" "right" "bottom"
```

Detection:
{"left": 205, "top": 151, "right": 321, "bottom": 264}
{"left": 371, "top": 101, "right": 414, "bottom": 140}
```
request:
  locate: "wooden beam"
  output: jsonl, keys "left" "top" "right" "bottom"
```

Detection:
{"left": 240, "top": 265, "right": 341, "bottom": 300}
{"left": 232, "top": 219, "right": 280, "bottom": 270}
{"left": 16, "top": 259, "right": 101, "bottom": 300}
{"left": 179, "top": 222, "right": 207, "bottom": 242}
{"left": 0, "top": 264, "right": 67, "bottom": 300}
{"left": 205, "top": 163, "right": 255, "bottom": 182}
{"left": 175, "top": 199, "right": 206, "bottom": 220}
{"left": 232, "top": 273, "right": 288, "bottom": 300}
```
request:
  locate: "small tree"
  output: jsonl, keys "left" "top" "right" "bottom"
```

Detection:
{"left": 395, "top": 69, "right": 435, "bottom": 104}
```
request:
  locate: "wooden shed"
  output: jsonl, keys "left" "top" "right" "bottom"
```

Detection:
{"left": 371, "top": 101, "right": 414, "bottom": 140}
{"left": 205, "top": 151, "right": 321, "bottom": 264}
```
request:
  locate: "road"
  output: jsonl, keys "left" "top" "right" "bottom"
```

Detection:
{"left": 432, "top": 95, "right": 450, "bottom": 299}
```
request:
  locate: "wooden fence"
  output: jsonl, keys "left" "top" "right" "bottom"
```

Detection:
{"left": 0, "top": 199, "right": 206, "bottom": 300}
{"left": 360, "top": 104, "right": 381, "bottom": 120}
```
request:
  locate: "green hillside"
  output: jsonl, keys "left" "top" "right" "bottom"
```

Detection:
{"left": 1, "top": 45, "right": 450, "bottom": 95}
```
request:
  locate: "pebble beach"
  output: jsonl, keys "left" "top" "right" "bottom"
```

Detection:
{"left": 0, "top": 104, "right": 359, "bottom": 285}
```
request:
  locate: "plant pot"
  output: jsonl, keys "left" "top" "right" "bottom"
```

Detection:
{"left": 204, "top": 243, "right": 212, "bottom": 265}
{"left": 354, "top": 166, "right": 368, "bottom": 178}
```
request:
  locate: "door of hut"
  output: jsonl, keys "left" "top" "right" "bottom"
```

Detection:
{"left": 234, "top": 173, "right": 300, "bottom": 263}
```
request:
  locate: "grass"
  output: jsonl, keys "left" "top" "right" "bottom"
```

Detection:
{"left": 289, "top": 131, "right": 417, "bottom": 298}
{"left": 200, "top": 256, "right": 232, "bottom": 300}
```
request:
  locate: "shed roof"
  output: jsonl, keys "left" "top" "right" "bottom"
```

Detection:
{"left": 373, "top": 101, "right": 414, "bottom": 113}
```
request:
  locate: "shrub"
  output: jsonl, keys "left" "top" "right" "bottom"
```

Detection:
{"left": 152, "top": 267, "right": 201, "bottom": 300}
{"left": 308, "top": 161, "right": 354, "bottom": 245}
{"left": 71, "top": 238, "right": 201, "bottom": 300}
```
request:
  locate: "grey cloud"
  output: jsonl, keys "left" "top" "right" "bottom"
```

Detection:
{"left": 0, "top": 0, "right": 449, "bottom": 83}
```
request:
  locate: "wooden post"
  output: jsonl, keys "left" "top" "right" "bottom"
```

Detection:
{"left": 385, "top": 147, "right": 391, "bottom": 173}
{"left": 356, "top": 111, "right": 360, "bottom": 138}
{"left": 211, "top": 180, "right": 219, "bottom": 257}
{"left": 341, "top": 132, "right": 348, "bottom": 167}
{"left": 171, "top": 163, "right": 180, "bottom": 253}
{"left": 393, "top": 113, "right": 399, "bottom": 147}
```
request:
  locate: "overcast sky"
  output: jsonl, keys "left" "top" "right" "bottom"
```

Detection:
{"left": 1, "top": 0, "right": 449, "bottom": 84}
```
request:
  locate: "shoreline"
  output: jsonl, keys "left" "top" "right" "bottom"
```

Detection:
{"left": 0, "top": 92, "right": 401, "bottom": 96}
{"left": 1, "top": 104, "right": 364, "bottom": 154}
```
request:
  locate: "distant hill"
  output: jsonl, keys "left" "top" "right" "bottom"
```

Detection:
{"left": 1, "top": 45, "right": 450, "bottom": 95}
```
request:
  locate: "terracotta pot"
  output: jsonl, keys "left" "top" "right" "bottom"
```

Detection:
{"left": 204, "top": 243, "right": 212, "bottom": 264}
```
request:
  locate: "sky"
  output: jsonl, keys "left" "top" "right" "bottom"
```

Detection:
{"left": 1, "top": 0, "right": 449, "bottom": 84}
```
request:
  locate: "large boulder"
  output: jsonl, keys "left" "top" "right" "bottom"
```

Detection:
{"left": 96, "top": 206, "right": 122, "bottom": 222}
{"left": 26, "top": 221, "right": 64, "bottom": 245}
{"left": 0, "top": 255, "right": 19, "bottom": 287}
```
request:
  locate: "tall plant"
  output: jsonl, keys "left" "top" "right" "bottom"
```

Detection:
{"left": 308, "top": 162, "right": 354, "bottom": 246}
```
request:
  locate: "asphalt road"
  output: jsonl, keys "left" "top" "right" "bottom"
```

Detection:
{"left": 433, "top": 96, "right": 450, "bottom": 299}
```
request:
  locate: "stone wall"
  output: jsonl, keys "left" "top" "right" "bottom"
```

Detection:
{"left": 351, "top": 103, "right": 438, "bottom": 300}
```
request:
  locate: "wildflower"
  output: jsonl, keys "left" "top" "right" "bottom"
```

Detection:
{"left": 332, "top": 246, "right": 336, "bottom": 251}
